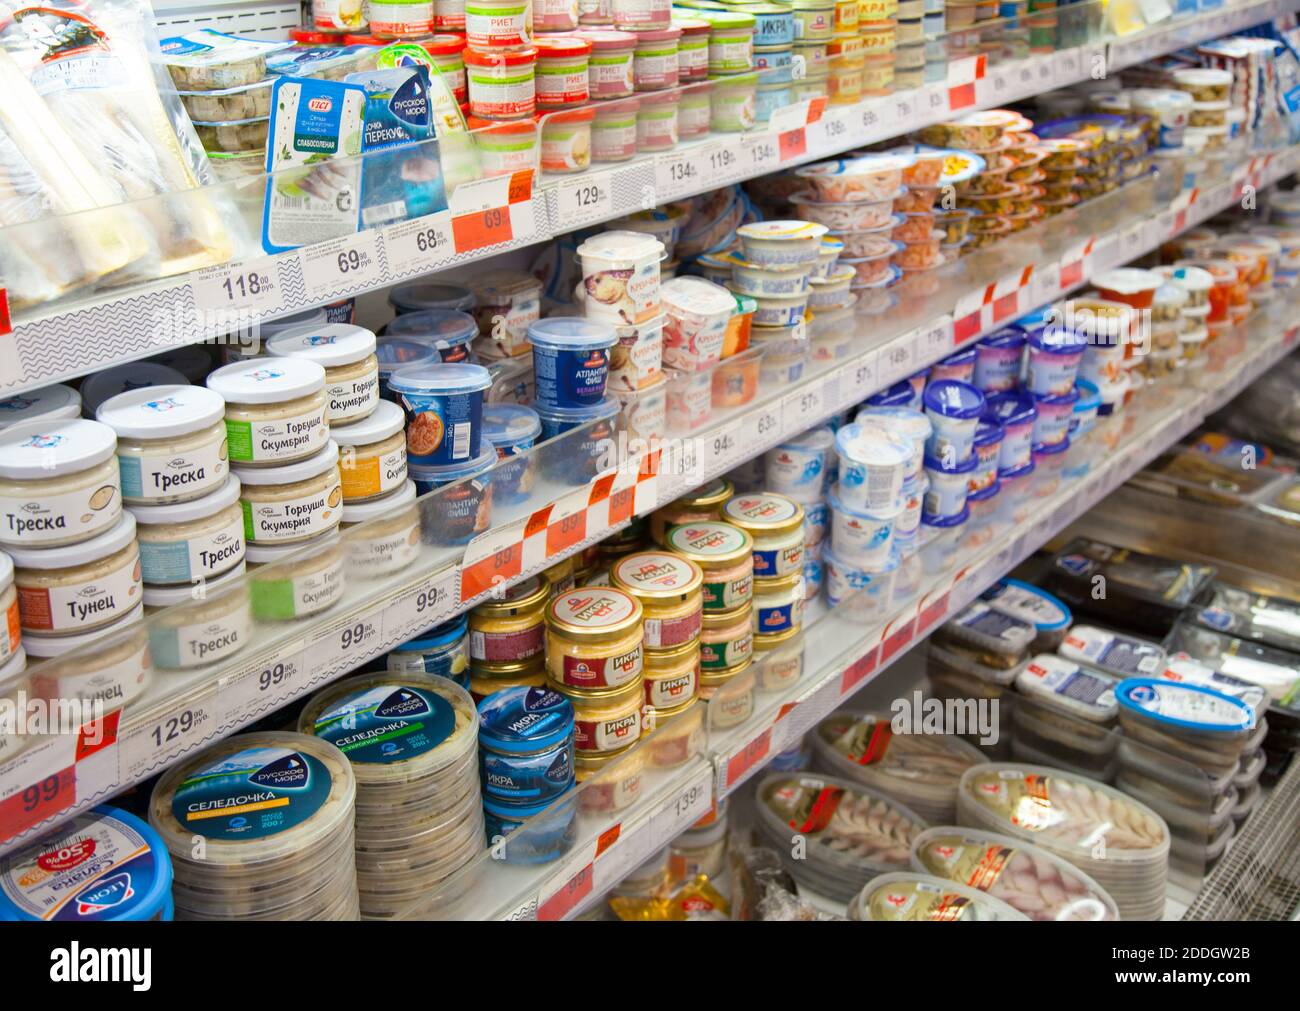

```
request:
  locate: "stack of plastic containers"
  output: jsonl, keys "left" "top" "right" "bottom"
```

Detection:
{"left": 957, "top": 763, "right": 1171, "bottom": 920}
{"left": 298, "top": 673, "right": 483, "bottom": 918}
{"left": 847, "top": 872, "right": 1028, "bottom": 920}
{"left": 764, "top": 425, "right": 835, "bottom": 603}
{"left": 150, "top": 732, "right": 360, "bottom": 921}
{"left": 1011, "top": 653, "right": 1121, "bottom": 779}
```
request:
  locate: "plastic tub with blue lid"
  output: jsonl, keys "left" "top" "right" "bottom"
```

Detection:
{"left": 389, "top": 282, "right": 475, "bottom": 316}
{"left": 1026, "top": 327, "right": 1086, "bottom": 397}
{"left": 980, "top": 577, "right": 1071, "bottom": 649}
{"left": 375, "top": 336, "right": 439, "bottom": 401}
{"left": 483, "top": 793, "right": 578, "bottom": 864}
{"left": 410, "top": 443, "right": 496, "bottom": 546}
{"left": 387, "top": 615, "right": 471, "bottom": 687}
{"left": 0, "top": 805, "right": 173, "bottom": 921}
{"left": 385, "top": 309, "right": 479, "bottom": 364}
{"left": 973, "top": 327, "right": 1026, "bottom": 392}
{"left": 1116, "top": 677, "right": 1257, "bottom": 773}
{"left": 389, "top": 361, "right": 492, "bottom": 467}
{"left": 970, "top": 414, "right": 1004, "bottom": 493}
{"left": 922, "top": 450, "right": 976, "bottom": 519}
{"left": 1070, "top": 378, "right": 1101, "bottom": 437}
{"left": 986, "top": 389, "right": 1037, "bottom": 471}
{"left": 483, "top": 403, "right": 542, "bottom": 505}
{"left": 478, "top": 686, "right": 576, "bottom": 806}
{"left": 528, "top": 317, "right": 618, "bottom": 411}
{"left": 863, "top": 379, "right": 917, "bottom": 409}
{"left": 922, "top": 379, "right": 985, "bottom": 465}
{"left": 930, "top": 344, "right": 977, "bottom": 385}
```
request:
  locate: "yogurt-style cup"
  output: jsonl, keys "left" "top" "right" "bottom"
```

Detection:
{"left": 576, "top": 230, "right": 665, "bottom": 326}
{"left": 1031, "top": 388, "right": 1078, "bottom": 448}
{"left": 823, "top": 545, "right": 898, "bottom": 618}
{"left": 828, "top": 483, "right": 899, "bottom": 570}
{"left": 973, "top": 327, "right": 1026, "bottom": 392}
{"left": 1026, "top": 327, "right": 1086, "bottom": 396}
{"left": 764, "top": 426, "right": 835, "bottom": 497}
{"left": 922, "top": 379, "right": 985, "bottom": 466}
{"left": 930, "top": 345, "right": 977, "bottom": 385}
{"left": 661, "top": 276, "right": 734, "bottom": 372}
{"left": 735, "top": 220, "right": 829, "bottom": 267}
{"left": 528, "top": 317, "right": 617, "bottom": 411}
{"left": 922, "top": 452, "right": 976, "bottom": 518}
{"left": 897, "top": 470, "right": 926, "bottom": 537}
{"left": 1093, "top": 267, "right": 1164, "bottom": 311}
{"left": 1070, "top": 379, "right": 1101, "bottom": 438}
{"left": 970, "top": 415, "right": 1004, "bottom": 493}
{"left": 751, "top": 292, "right": 809, "bottom": 327}
{"left": 854, "top": 405, "right": 930, "bottom": 480}
{"left": 389, "top": 362, "right": 492, "bottom": 467}
{"left": 833, "top": 422, "right": 911, "bottom": 513}
{"left": 482, "top": 403, "right": 541, "bottom": 505}
{"left": 986, "top": 390, "right": 1036, "bottom": 472}
{"left": 723, "top": 254, "right": 814, "bottom": 297}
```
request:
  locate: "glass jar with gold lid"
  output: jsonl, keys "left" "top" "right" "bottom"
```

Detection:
{"left": 721, "top": 492, "right": 805, "bottom": 579}
{"left": 610, "top": 550, "right": 703, "bottom": 650}
{"left": 545, "top": 585, "right": 645, "bottom": 690}
{"left": 469, "top": 573, "right": 550, "bottom": 665}
{"left": 650, "top": 477, "right": 733, "bottom": 544}
{"left": 644, "top": 696, "right": 705, "bottom": 769}
{"left": 701, "top": 603, "right": 753, "bottom": 671}
{"left": 469, "top": 654, "right": 547, "bottom": 702}
{"left": 700, "top": 657, "right": 755, "bottom": 730}
{"left": 554, "top": 674, "right": 644, "bottom": 754}
{"left": 576, "top": 742, "right": 645, "bottom": 814}
{"left": 642, "top": 639, "right": 700, "bottom": 710}
{"left": 664, "top": 520, "right": 753, "bottom": 612}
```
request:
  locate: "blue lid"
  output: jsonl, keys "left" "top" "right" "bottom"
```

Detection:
{"left": 1032, "top": 386, "right": 1080, "bottom": 409}
{"left": 0, "top": 805, "right": 172, "bottom": 921}
{"left": 941, "top": 345, "right": 978, "bottom": 366}
{"left": 1115, "top": 678, "right": 1255, "bottom": 733}
{"left": 923, "top": 450, "right": 978, "bottom": 475}
{"left": 410, "top": 443, "right": 497, "bottom": 484}
{"left": 375, "top": 336, "right": 439, "bottom": 376}
{"left": 483, "top": 403, "right": 542, "bottom": 447}
{"left": 921, "top": 504, "right": 970, "bottom": 528}
{"left": 864, "top": 379, "right": 915, "bottom": 407}
{"left": 534, "top": 396, "right": 621, "bottom": 425}
{"left": 1015, "top": 306, "right": 1054, "bottom": 330}
{"left": 973, "top": 415, "right": 1004, "bottom": 446}
{"left": 404, "top": 614, "right": 469, "bottom": 652}
{"left": 998, "top": 459, "right": 1036, "bottom": 480}
{"left": 978, "top": 326, "right": 1026, "bottom": 350}
{"left": 388, "top": 361, "right": 492, "bottom": 396}
{"left": 922, "top": 379, "right": 984, "bottom": 420}
{"left": 909, "top": 366, "right": 932, "bottom": 380}
{"left": 986, "top": 389, "right": 1037, "bottom": 425}
{"left": 1032, "top": 436, "right": 1071, "bottom": 457}
{"left": 995, "top": 578, "right": 1071, "bottom": 630}
{"left": 1035, "top": 114, "right": 1126, "bottom": 141}
{"left": 1073, "top": 378, "right": 1101, "bottom": 412}
{"left": 478, "top": 686, "right": 575, "bottom": 754}
{"left": 389, "top": 282, "right": 475, "bottom": 314}
{"left": 967, "top": 479, "right": 1001, "bottom": 502}
{"left": 1028, "top": 326, "right": 1087, "bottom": 355}
{"left": 386, "top": 309, "right": 479, "bottom": 350}
{"left": 527, "top": 317, "right": 618, "bottom": 350}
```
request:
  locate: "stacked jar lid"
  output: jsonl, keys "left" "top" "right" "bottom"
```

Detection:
{"left": 299, "top": 673, "right": 482, "bottom": 917}
{"left": 150, "top": 731, "right": 360, "bottom": 920}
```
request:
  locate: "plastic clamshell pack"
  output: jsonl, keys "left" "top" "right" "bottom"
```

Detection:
{"left": 849, "top": 872, "right": 1028, "bottom": 921}
{"left": 909, "top": 826, "right": 1119, "bottom": 921}
{"left": 1116, "top": 677, "right": 1256, "bottom": 738}
{"left": 934, "top": 600, "right": 1036, "bottom": 665}
{"left": 1057, "top": 624, "right": 1164, "bottom": 678}
{"left": 978, "top": 578, "right": 1072, "bottom": 645}
{"left": 1191, "top": 582, "right": 1300, "bottom": 655}
{"left": 1014, "top": 653, "right": 1120, "bottom": 723}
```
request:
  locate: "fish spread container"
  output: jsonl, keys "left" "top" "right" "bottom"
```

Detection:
{"left": 469, "top": 575, "right": 549, "bottom": 669}
{"left": 0, "top": 384, "right": 82, "bottom": 430}
{"left": 650, "top": 478, "right": 732, "bottom": 544}
{"left": 388, "top": 616, "right": 471, "bottom": 686}
{"left": 910, "top": 826, "right": 1119, "bottom": 921}
{"left": 389, "top": 282, "right": 475, "bottom": 316}
{"left": 130, "top": 476, "right": 245, "bottom": 586}
{"left": 465, "top": 46, "right": 538, "bottom": 120}
{"left": 1026, "top": 327, "right": 1086, "bottom": 396}
{"left": 973, "top": 328, "right": 1026, "bottom": 392}
{"left": 935, "top": 599, "right": 1035, "bottom": 668}
{"left": 265, "top": 324, "right": 380, "bottom": 425}
{"left": 582, "top": 30, "right": 637, "bottom": 98}
{"left": 389, "top": 362, "right": 491, "bottom": 467}
{"left": 958, "top": 763, "right": 1170, "bottom": 921}
{"left": 665, "top": 521, "right": 754, "bottom": 612}
{"left": 834, "top": 422, "right": 911, "bottom": 513}
{"left": 736, "top": 220, "right": 828, "bottom": 267}
{"left": 477, "top": 686, "right": 575, "bottom": 807}
{"left": 206, "top": 358, "right": 330, "bottom": 467}
{"left": 1058, "top": 625, "right": 1163, "bottom": 678}
{"left": 811, "top": 710, "right": 985, "bottom": 824}
{"left": 1015, "top": 653, "right": 1120, "bottom": 727}
{"left": 385, "top": 309, "right": 479, "bottom": 365}
{"left": 1115, "top": 678, "right": 1257, "bottom": 777}
{"left": 535, "top": 35, "right": 592, "bottom": 108}
{"left": 848, "top": 872, "right": 1028, "bottom": 921}
{"left": 527, "top": 317, "right": 617, "bottom": 411}
{"left": 375, "top": 337, "right": 440, "bottom": 402}
{"left": 545, "top": 586, "right": 645, "bottom": 690}
{"left": 978, "top": 578, "right": 1071, "bottom": 651}
{"left": 661, "top": 276, "right": 735, "bottom": 372}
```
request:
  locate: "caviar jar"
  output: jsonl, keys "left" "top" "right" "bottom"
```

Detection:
{"left": 477, "top": 686, "right": 576, "bottom": 807}
{"left": 575, "top": 742, "right": 644, "bottom": 813}
{"left": 700, "top": 658, "right": 755, "bottom": 729}
{"left": 644, "top": 696, "right": 705, "bottom": 768}
{"left": 753, "top": 624, "right": 803, "bottom": 690}
{"left": 642, "top": 639, "right": 700, "bottom": 709}
{"left": 610, "top": 550, "right": 703, "bottom": 649}
{"left": 556, "top": 674, "right": 644, "bottom": 754}
{"left": 468, "top": 574, "right": 549, "bottom": 665}
{"left": 469, "top": 655, "right": 547, "bottom": 702}
{"left": 752, "top": 570, "right": 804, "bottom": 636}
{"left": 545, "top": 586, "right": 644, "bottom": 689}
{"left": 700, "top": 603, "right": 753, "bottom": 671}
{"left": 665, "top": 520, "right": 754, "bottom": 612}
{"left": 721, "top": 491, "right": 805, "bottom": 578}
{"left": 649, "top": 477, "right": 733, "bottom": 544}
{"left": 544, "top": 555, "right": 576, "bottom": 597}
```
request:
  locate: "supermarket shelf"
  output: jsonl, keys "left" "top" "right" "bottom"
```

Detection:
{"left": 446, "top": 297, "right": 1300, "bottom": 921}
{"left": 0, "top": 141, "right": 1293, "bottom": 861}
{"left": 0, "top": 0, "right": 1290, "bottom": 394}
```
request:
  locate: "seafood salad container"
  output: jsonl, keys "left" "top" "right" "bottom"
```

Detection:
{"left": 755, "top": 771, "right": 930, "bottom": 902}
{"left": 958, "top": 763, "right": 1170, "bottom": 921}
{"left": 910, "top": 826, "right": 1120, "bottom": 921}
{"left": 847, "top": 872, "right": 1028, "bottom": 921}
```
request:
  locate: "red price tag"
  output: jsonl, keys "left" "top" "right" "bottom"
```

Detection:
{"left": 953, "top": 310, "right": 982, "bottom": 344}
{"left": 0, "top": 765, "right": 75, "bottom": 841}
{"left": 776, "top": 701, "right": 798, "bottom": 723}
{"left": 915, "top": 591, "right": 951, "bottom": 636}
{"left": 0, "top": 288, "right": 10, "bottom": 337}
{"left": 452, "top": 205, "right": 512, "bottom": 254}
{"left": 840, "top": 649, "right": 878, "bottom": 696}
{"left": 595, "top": 823, "right": 621, "bottom": 859}
{"left": 725, "top": 728, "right": 771, "bottom": 789}
{"left": 779, "top": 127, "right": 807, "bottom": 162}
{"left": 1059, "top": 259, "right": 1084, "bottom": 289}
{"left": 546, "top": 504, "right": 587, "bottom": 558}
{"left": 460, "top": 541, "right": 524, "bottom": 602}
{"left": 538, "top": 862, "right": 593, "bottom": 921}
{"left": 947, "top": 81, "right": 977, "bottom": 111}
{"left": 880, "top": 618, "right": 915, "bottom": 664}
{"left": 1173, "top": 209, "right": 1188, "bottom": 234}
{"left": 991, "top": 290, "right": 1019, "bottom": 324}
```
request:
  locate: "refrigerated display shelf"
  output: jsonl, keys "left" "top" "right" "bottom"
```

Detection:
{"left": 0, "top": 0, "right": 1289, "bottom": 396}
{"left": 407, "top": 296, "right": 1300, "bottom": 921}
{"left": 0, "top": 139, "right": 1293, "bottom": 860}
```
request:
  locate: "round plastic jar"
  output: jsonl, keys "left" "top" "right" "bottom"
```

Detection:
{"left": 751, "top": 570, "right": 803, "bottom": 635}
{"left": 422, "top": 35, "right": 468, "bottom": 103}
{"left": 470, "top": 270, "right": 542, "bottom": 359}
{"left": 535, "top": 35, "right": 592, "bottom": 108}
{"left": 674, "top": 17, "right": 711, "bottom": 80}
{"left": 465, "top": 46, "right": 538, "bottom": 120}
{"left": 0, "top": 418, "right": 121, "bottom": 549}
{"left": 389, "top": 361, "right": 492, "bottom": 467}
{"left": 409, "top": 448, "right": 495, "bottom": 545}
{"left": 142, "top": 563, "right": 251, "bottom": 670}
{"left": 722, "top": 492, "right": 805, "bottom": 579}
{"left": 710, "top": 72, "right": 758, "bottom": 132}
{"left": 129, "top": 476, "right": 245, "bottom": 586}
{"left": 466, "top": 116, "right": 539, "bottom": 177}
{"left": 700, "top": 602, "right": 752, "bottom": 671}
{"left": 650, "top": 478, "right": 733, "bottom": 544}
{"left": 206, "top": 357, "right": 330, "bottom": 467}
{"left": 536, "top": 0, "right": 580, "bottom": 29}
{"left": 752, "top": 624, "right": 803, "bottom": 690}
{"left": 528, "top": 317, "right": 617, "bottom": 411}
{"left": 576, "top": 743, "right": 644, "bottom": 813}
{"left": 434, "top": 0, "right": 466, "bottom": 29}
{"left": 559, "top": 674, "right": 644, "bottom": 754}
{"left": 246, "top": 530, "right": 345, "bottom": 621}
{"left": 477, "top": 686, "right": 576, "bottom": 806}
{"left": 265, "top": 323, "right": 379, "bottom": 425}
{"left": 704, "top": 11, "right": 756, "bottom": 73}
{"left": 610, "top": 550, "right": 703, "bottom": 649}
{"left": 665, "top": 521, "right": 754, "bottom": 612}
{"left": 612, "top": 0, "right": 671, "bottom": 30}
{"left": 97, "top": 386, "right": 228, "bottom": 506}
{"left": 678, "top": 88, "right": 711, "bottom": 137}
{"left": 388, "top": 614, "right": 470, "bottom": 685}
{"left": 700, "top": 658, "right": 755, "bottom": 728}
{"left": 465, "top": 0, "right": 529, "bottom": 47}
{"left": 545, "top": 585, "right": 645, "bottom": 689}
{"left": 331, "top": 400, "right": 408, "bottom": 504}
{"left": 232, "top": 438, "right": 342, "bottom": 548}
{"left": 470, "top": 574, "right": 549, "bottom": 665}
{"left": 0, "top": 383, "right": 81, "bottom": 431}
{"left": 636, "top": 91, "right": 679, "bottom": 151}
{"left": 12, "top": 513, "right": 141, "bottom": 638}
{"left": 25, "top": 611, "right": 149, "bottom": 714}
{"left": 592, "top": 96, "right": 640, "bottom": 161}
{"left": 340, "top": 479, "right": 421, "bottom": 577}
{"left": 642, "top": 639, "right": 700, "bottom": 709}
{"left": 742, "top": 2, "right": 797, "bottom": 44}
{"left": 583, "top": 30, "right": 637, "bottom": 99}
{"left": 644, "top": 695, "right": 704, "bottom": 767}
{"left": 634, "top": 27, "right": 681, "bottom": 90}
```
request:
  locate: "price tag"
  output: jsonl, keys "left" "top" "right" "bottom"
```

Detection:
{"left": 0, "top": 740, "right": 76, "bottom": 842}
{"left": 915, "top": 590, "right": 951, "bottom": 636}
{"left": 649, "top": 765, "right": 713, "bottom": 848}
{"left": 553, "top": 171, "right": 613, "bottom": 231}
{"left": 382, "top": 212, "right": 454, "bottom": 275}
{"left": 705, "top": 140, "right": 743, "bottom": 180}
{"left": 538, "top": 861, "right": 594, "bottom": 921}
{"left": 1036, "top": 57, "right": 1055, "bottom": 90}
{"left": 919, "top": 83, "right": 948, "bottom": 123}
{"left": 1058, "top": 48, "right": 1081, "bottom": 81}
{"left": 742, "top": 132, "right": 780, "bottom": 173}
{"left": 753, "top": 403, "right": 782, "bottom": 443}
{"left": 724, "top": 727, "right": 772, "bottom": 793}
{"left": 782, "top": 385, "right": 823, "bottom": 429}
{"left": 545, "top": 490, "right": 590, "bottom": 558}
{"left": 460, "top": 518, "right": 529, "bottom": 602}
{"left": 503, "top": 895, "right": 538, "bottom": 921}
{"left": 703, "top": 416, "right": 744, "bottom": 473}
{"left": 1014, "top": 60, "right": 1037, "bottom": 94}
{"left": 300, "top": 232, "right": 384, "bottom": 301}
{"left": 1058, "top": 237, "right": 1093, "bottom": 291}
{"left": 1091, "top": 233, "right": 1120, "bottom": 273}
{"left": 914, "top": 316, "right": 954, "bottom": 362}
{"left": 887, "top": 93, "right": 915, "bottom": 133}
{"left": 878, "top": 338, "right": 914, "bottom": 387}
{"left": 859, "top": 102, "right": 883, "bottom": 139}
{"left": 656, "top": 148, "right": 703, "bottom": 199}
{"left": 989, "top": 269, "right": 1029, "bottom": 325}
{"left": 952, "top": 287, "right": 987, "bottom": 343}
{"left": 449, "top": 169, "right": 532, "bottom": 254}
{"left": 385, "top": 567, "right": 458, "bottom": 641}
{"left": 839, "top": 649, "right": 877, "bottom": 697}
{"left": 123, "top": 689, "right": 219, "bottom": 781}
{"left": 220, "top": 642, "right": 308, "bottom": 724}
{"left": 843, "top": 351, "right": 878, "bottom": 402}
{"left": 191, "top": 257, "right": 285, "bottom": 317}
{"left": 0, "top": 288, "right": 9, "bottom": 338}
{"left": 879, "top": 616, "right": 916, "bottom": 664}
{"left": 452, "top": 205, "right": 513, "bottom": 254}
{"left": 310, "top": 613, "right": 383, "bottom": 678}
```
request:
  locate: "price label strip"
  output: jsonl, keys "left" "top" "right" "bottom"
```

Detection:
{"left": 723, "top": 727, "right": 772, "bottom": 793}
{"left": 309, "top": 612, "right": 384, "bottom": 680}
{"left": 0, "top": 738, "right": 79, "bottom": 843}
{"left": 839, "top": 645, "right": 879, "bottom": 697}
{"left": 952, "top": 286, "right": 989, "bottom": 343}
{"left": 989, "top": 266, "right": 1033, "bottom": 326}
{"left": 449, "top": 169, "right": 535, "bottom": 255}
{"left": 382, "top": 211, "right": 454, "bottom": 276}
{"left": 771, "top": 97, "right": 825, "bottom": 163}
{"left": 0, "top": 288, "right": 10, "bottom": 338}
{"left": 217, "top": 641, "right": 309, "bottom": 727}
{"left": 191, "top": 256, "right": 285, "bottom": 320}
{"left": 552, "top": 170, "right": 614, "bottom": 231}
{"left": 878, "top": 336, "right": 915, "bottom": 387}
{"left": 1058, "top": 236, "right": 1094, "bottom": 290}
{"left": 122, "top": 687, "right": 220, "bottom": 782}
{"left": 742, "top": 131, "right": 780, "bottom": 174}
{"left": 946, "top": 54, "right": 987, "bottom": 112}
{"left": 656, "top": 146, "right": 705, "bottom": 200}
{"left": 299, "top": 231, "right": 386, "bottom": 302}
{"left": 385, "top": 566, "right": 460, "bottom": 642}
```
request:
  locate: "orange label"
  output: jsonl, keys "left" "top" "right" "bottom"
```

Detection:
{"left": 6, "top": 598, "right": 18, "bottom": 653}
{"left": 340, "top": 457, "right": 381, "bottom": 500}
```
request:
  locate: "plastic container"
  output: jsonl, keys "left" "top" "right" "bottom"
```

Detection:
{"left": 576, "top": 230, "right": 665, "bottom": 326}
{"left": 985, "top": 390, "right": 1035, "bottom": 472}
{"left": 481, "top": 403, "right": 540, "bottom": 505}
{"left": 465, "top": 46, "right": 538, "bottom": 120}
{"left": 973, "top": 328, "right": 1026, "bottom": 393}
{"left": 661, "top": 277, "right": 735, "bottom": 372}
{"left": 583, "top": 30, "right": 637, "bottom": 98}
{"left": 409, "top": 450, "right": 496, "bottom": 546}
{"left": 849, "top": 872, "right": 1028, "bottom": 921}
{"left": 477, "top": 686, "right": 575, "bottom": 806}
{"left": 1116, "top": 678, "right": 1256, "bottom": 776}
{"left": 527, "top": 318, "right": 617, "bottom": 412}
{"left": 922, "top": 379, "right": 985, "bottom": 465}
{"left": 535, "top": 35, "right": 593, "bottom": 109}
{"left": 389, "top": 282, "right": 475, "bottom": 316}
{"left": 827, "top": 483, "right": 898, "bottom": 570}
{"left": 385, "top": 308, "right": 479, "bottom": 364}
{"left": 1026, "top": 327, "right": 1086, "bottom": 396}
{"left": 389, "top": 362, "right": 491, "bottom": 467}
{"left": 823, "top": 546, "right": 898, "bottom": 618}
{"left": 736, "top": 220, "right": 828, "bottom": 267}
{"left": 834, "top": 422, "right": 911, "bottom": 513}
